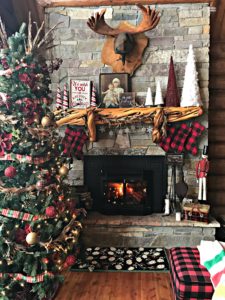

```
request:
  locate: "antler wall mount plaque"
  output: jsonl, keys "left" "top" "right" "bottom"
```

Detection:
{"left": 87, "top": 4, "right": 160, "bottom": 75}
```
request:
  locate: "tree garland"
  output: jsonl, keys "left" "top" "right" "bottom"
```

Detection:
{"left": 0, "top": 271, "right": 54, "bottom": 283}
{"left": 0, "top": 183, "right": 57, "bottom": 194}
{"left": 0, "top": 153, "right": 51, "bottom": 164}
{"left": 0, "top": 208, "right": 55, "bottom": 221}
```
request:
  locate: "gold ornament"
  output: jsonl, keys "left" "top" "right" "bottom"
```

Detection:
{"left": 72, "top": 228, "right": 79, "bottom": 237}
{"left": 41, "top": 116, "right": 51, "bottom": 127}
{"left": 59, "top": 165, "right": 69, "bottom": 176}
{"left": 26, "top": 232, "right": 38, "bottom": 245}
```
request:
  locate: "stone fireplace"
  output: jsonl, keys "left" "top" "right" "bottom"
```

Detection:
{"left": 45, "top": 2, "right": 219, "bottom": 247}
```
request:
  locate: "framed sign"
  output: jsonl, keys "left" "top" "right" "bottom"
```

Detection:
{"left": 119, "top": 92, "right": 136, "bottom": 108}
{"left": 99, "top": 73, "right": 129, "bottom": 108}
{"left": 70, "top": 80, "right": 91, "bottom": 108}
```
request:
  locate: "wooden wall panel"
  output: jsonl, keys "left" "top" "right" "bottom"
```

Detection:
{"left": 209, "top": 0, "right": 225, "bottom": 216}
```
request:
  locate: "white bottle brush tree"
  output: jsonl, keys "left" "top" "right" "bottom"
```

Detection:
{"left": 181, "top": 44, "right": 203, "bottom": 107}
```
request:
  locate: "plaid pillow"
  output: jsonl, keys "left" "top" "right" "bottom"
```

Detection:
{"left": 169, "top": 247, "right": 214, "bottom": 300}
{"left": 62, "top": 126, "right": 88, "bottom": 159}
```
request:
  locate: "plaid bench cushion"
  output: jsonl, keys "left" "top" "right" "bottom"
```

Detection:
{"left": 169, "top": 247, "right": 214, "bottom": 300}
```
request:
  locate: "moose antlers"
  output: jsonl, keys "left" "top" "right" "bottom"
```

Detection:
{"left": 87, "top": 4, "right": 160, "bottom": 36}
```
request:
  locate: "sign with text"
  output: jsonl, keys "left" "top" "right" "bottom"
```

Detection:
{"left": 70, "top": 80, "right": 91, "bottom": 108}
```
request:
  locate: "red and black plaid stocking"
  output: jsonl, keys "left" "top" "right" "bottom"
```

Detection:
{"left": 62, "top": 126, "right": 88, "bottom": 159}
{"left": 170, "top": 123, "right": 192, "bottom": 153}
{"left": 185, "top": 121, "right": 205, "bottom": 156}
{"left": 159, "top": 126, "right": 176, "bottom": 152}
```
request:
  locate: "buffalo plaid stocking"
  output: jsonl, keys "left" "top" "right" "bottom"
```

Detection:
{"left": 62, "top": 126, "right": 88, "bottom": 159}
{"left": 159, "top": 126, "right": 176, "bottom": 152}
{"left": 185, "top": 121, "right": 205, "bottom": 156}
{"left": 170, "top": 123, "right": 192, "bottom": 153}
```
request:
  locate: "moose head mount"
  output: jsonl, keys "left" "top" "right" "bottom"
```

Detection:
{"left": 87, "top": 4, "right": 160, "bottom": 76}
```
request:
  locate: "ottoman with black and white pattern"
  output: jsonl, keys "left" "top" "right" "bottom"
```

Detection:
{"left": 168, "top": 247, "right": 214, "bottom": 300}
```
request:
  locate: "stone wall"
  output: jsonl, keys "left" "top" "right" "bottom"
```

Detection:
{"left": 45, "top": 3, "right": 210, "bottom": 198}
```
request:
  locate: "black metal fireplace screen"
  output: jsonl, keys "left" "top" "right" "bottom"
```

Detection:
{"left": 84, "top": 156, "right": 167, "bottom": 215}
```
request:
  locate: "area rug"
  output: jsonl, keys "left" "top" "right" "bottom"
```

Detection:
{"left": 71, "top": 247, "right": 169, "bottom": 272}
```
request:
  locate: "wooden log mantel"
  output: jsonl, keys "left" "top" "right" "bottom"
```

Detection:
{"left": 38, "top": 0, "right": 217, "bottom": 7}
{"left": 54, "top": 106, "right": 203, "bottom": 142}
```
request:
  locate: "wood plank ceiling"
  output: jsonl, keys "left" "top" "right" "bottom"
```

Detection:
{"left": 0, "top": 0, "right": 224, "bottom": 215}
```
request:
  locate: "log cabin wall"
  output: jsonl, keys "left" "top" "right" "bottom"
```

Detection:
{"left": 209, "top": 0, "right": 225, "bottom": 216}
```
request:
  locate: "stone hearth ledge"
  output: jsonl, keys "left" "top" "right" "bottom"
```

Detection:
{"left": 84, "top": 212, "right": 220, "bottom": 227}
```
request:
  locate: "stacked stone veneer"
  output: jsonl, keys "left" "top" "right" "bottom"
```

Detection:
{"left": 45, "top": 3, "right": 210, "bottom": 198}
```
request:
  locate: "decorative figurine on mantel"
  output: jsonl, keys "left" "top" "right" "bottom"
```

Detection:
{"left": 155, "top": 81, "right": 164, "bottom": 107}
{"left": 145, "top": 87, "right": 153, "bottom": 107}
{"left": 196, "top": 146, "right": 209, "bottom": 202}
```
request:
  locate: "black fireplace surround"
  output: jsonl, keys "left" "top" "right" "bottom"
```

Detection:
{"left": 84, "top": 156, "right": 167, "bottom": 215}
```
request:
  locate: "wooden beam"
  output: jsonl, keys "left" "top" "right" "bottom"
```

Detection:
{"left": 38, "top": 0, "right": 216, "bottom": 8}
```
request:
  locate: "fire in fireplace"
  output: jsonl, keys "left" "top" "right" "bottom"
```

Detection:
{"left": 84, "top": 155, "right": 167, "bottom": 215}
{"left": 104, "top": 179, "right": 147, "bottom": 207}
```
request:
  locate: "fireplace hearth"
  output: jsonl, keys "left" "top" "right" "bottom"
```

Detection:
{"left": 84, "top": 156, "right": 167, "bottom": 215}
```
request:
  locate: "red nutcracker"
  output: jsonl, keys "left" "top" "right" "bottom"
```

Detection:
{"left": 196, "top": 146, "right": 209, "bottom": 201}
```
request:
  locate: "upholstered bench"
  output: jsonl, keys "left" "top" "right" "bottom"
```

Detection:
{"left": 168, "top": 247, "right": 214, "bottom": 300}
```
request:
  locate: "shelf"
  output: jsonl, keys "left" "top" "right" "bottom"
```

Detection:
{"left": 54, "top": 106, "right": 203, "bottom": 142}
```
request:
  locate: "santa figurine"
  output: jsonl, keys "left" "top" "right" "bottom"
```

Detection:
{"left": 196, "top": 146, "right": 209, "bottom": 202}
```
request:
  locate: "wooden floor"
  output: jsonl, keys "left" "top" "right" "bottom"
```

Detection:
{"left": 55, "top": 271, "right": 173, "bottom": 300}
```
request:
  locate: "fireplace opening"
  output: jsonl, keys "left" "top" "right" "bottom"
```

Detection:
{"left": 84, "top": 156, "right": 167, "bottom": 215}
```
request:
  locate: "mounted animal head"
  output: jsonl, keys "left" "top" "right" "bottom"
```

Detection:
{"left": 87, "top": 5, "right": 160, "bottom": 75}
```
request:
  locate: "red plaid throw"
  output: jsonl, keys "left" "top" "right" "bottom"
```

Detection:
{"left": 185, "top": 121, "right": 205, "bottom": 156}
{"left": 62, "top": 126, "right": 88, "bottom": 159}
{"left": 169, "top": 247, "right": 213, "bottom": 300}
{"left": 159, "top": 126, "right": 176, "bottom": 152}
{"left": 171, "top": 123, "right": 192, "bottom": 153}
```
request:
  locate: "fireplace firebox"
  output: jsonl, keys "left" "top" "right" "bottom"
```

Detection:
{"left": 84, "top": 156, "right": 167, "bottom": 215}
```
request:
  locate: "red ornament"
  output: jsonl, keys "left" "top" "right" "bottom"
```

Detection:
{"left": 24, "top": 223, "right": 32, "bottom": 234}
{"left": 36, "top": 180, "right": 46, "bottom": 190}
{"left": 15, "top": 228, "right": 26, "bottom": 243}
{"left": 58, "top": 195, "right": 64, "bottom": 201}
{"left": 45, "top": 206, "right": 57, "bottom": 218}
{"left": 4, "top": 166, "right": 17, "bottom": 178}
{"left": 42, "top": 258, "right": 49, "bottom": 264}
{"left": 65, "top": 255, "right": 76, "bottom": 266}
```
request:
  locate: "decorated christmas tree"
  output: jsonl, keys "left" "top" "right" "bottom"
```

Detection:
{"left": 180, "top": 44, "right": 202, "bottom": 107}
{"left": 0, "top": 18, "right": 83, "bottom": 299}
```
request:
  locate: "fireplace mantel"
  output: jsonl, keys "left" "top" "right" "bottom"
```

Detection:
{"left": 39, "top": 0, "right": 216, "bottom": 7}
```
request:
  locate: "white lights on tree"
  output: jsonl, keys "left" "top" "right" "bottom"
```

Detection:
{"left": 180, "top": 44, "right": 203, "bottom": 107}
{"left": 145, "top": 87, "right": 153, "bottom": 106}
{"left": 155, "top": 81, "right": 164, "bottom": 106}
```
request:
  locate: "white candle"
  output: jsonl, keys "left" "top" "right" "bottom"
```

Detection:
{"left": 165, "top": 199, "right": 170, "bottom": 215}
{"left": 176, "top": 212, "right": 181, "bottom": 222}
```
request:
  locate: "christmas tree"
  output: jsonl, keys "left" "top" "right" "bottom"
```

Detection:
{"left": 180, "top": 44, "right": 202, "bottom": 107}
{"left": 155, "top": 81, "right": 164, "bottom": 107}
{"left": 0, "top": 18, "right": 83, "bottom": 299}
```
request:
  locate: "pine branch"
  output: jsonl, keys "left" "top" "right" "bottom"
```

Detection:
{"left": 27, "top": 12, "right": 33, "bottom": 52}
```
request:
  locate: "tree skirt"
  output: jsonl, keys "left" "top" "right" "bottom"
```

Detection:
{"left": 71, "top": 247, "right": 169, "bottom": 272}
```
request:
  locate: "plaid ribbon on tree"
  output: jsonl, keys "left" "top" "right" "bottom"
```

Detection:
{"left": 62, "top": 126, "right": 88, "bottom": 159}
{"left": 0, "top": 272, "right": 54, "bottom": 283}
{"left": 0, "top": 153, "right": 51, "bottom": 164}
{"left": 171, "top": 123, "right": 192, "bottom": 153}
{"left": 0, "top": 208, "right": 55, "bottom": 221}
{"left": 185, "top": 121, "right": 205, "bottom": 156}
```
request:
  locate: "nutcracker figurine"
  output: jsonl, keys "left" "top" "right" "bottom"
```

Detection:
{"left": 196, "top": 146, "right": 209, "bottom": 201}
